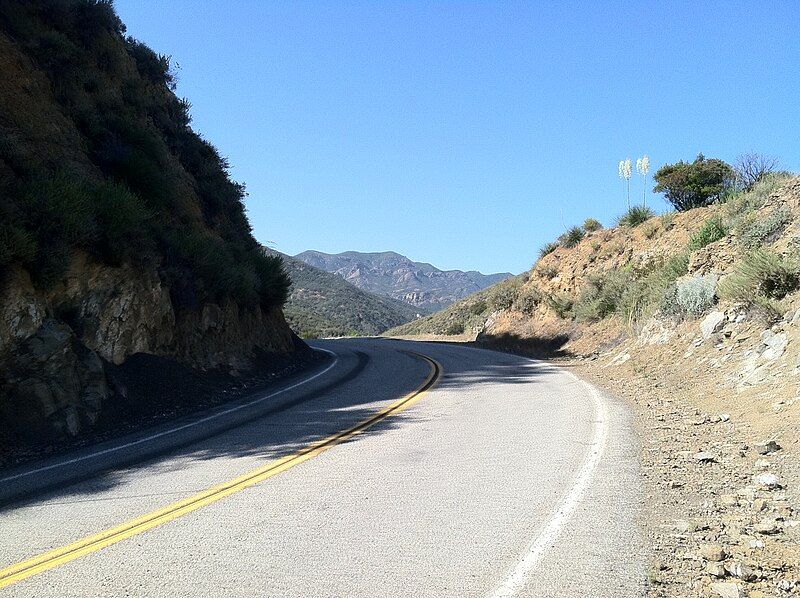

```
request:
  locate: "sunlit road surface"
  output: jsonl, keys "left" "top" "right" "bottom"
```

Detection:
{"left": 0, "top": 338, "right": 645, "bottom": 596}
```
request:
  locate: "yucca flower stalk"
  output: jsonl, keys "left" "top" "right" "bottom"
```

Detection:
{"left": 619, "top": 158, "right": 633, "bottom": 208}
{"left": 636, "top": 155, "right": 650, "bottom": 206}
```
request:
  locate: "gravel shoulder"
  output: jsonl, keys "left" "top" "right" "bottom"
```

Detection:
{"left": 567, "top": 354, "right": 799, "bottom": 598}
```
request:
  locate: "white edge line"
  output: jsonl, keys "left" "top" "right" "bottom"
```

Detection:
{"left": 488, "top": 365, "right": 610, "bottom": 598}
{"left": 1, "top": 349, "right": 339, "bottom": 484}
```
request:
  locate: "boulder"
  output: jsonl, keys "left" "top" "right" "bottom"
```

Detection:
{"left": 760, "top": 330, "right": 788, "bottom": 360}
{"left": 701, "top": 311, "right": 726, "bottom": 339}
{"left": 711, "top": 582, "right": 744, "bottom": 598}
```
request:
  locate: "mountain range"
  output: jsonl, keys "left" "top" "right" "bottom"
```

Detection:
{"left": 272, "top": 251, "right": 423, "bottom": 338}
{"left": 294, "top": 251, "right": 513, "bottom": 310}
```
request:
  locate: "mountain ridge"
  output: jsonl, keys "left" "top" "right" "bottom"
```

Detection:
{"left": 266, "top": 250, "right": 422, "bottom": 338}
{"left": 295, "top": 250, "right": 512, "bottom": 310}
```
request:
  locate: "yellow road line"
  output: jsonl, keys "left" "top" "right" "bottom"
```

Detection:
{"left": 0, "top": 352, "right": 442, "bottom": 589}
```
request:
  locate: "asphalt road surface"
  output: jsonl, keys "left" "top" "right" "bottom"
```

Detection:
{"left": 0, "top": 338, "right": 646, "bottom": 596}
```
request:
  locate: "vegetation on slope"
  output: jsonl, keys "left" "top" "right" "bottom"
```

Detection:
{"left": 274, "top": 252, "right": 421, "bottom": 338}
{"left": 295, "top": 250, "right": 512, "bottom": 310}
{"left": 386, "top": 275, "right": 536, "bottom": 336}
{"left": 390, "top": 172, "right": 799, "bottom": 340}
{"left": 0, "top": 1, "right": 288, "bottom": 310}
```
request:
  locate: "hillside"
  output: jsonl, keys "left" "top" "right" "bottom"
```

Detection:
{"left": 295, "top": 250, "right": 511, "bottom": 310}
{"left": 388, "top": 174, "right": 800, "bottom": 595}
{"left": 271, "top": 251, "right": 421, "bottom": 338}
{"left": 0, "top": 2, "right": 300, "bottom": 445}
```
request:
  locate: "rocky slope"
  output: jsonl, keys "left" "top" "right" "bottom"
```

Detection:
{"left": 295, "top": 250, "right": 511, "bottom": 310}
{"left": 390, "top": 175, "right": 800, "bottom": 596}
{"left": 271, "top": 251, "right": 421, "bottom": 337}
{"left": 0, "top": 2, "right": 300, "bottom": 446}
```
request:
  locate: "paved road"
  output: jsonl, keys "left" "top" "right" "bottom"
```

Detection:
{"left": 0, "top": 339, "right": 646, "bottom": 596}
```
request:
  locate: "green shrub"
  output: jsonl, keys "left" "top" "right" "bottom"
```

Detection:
{"left": 675, "top": 275, "right": 717, "bottom": 315}
{"left": 546, "top": 293, "right": 574, "bottom": 319}
{"left": 572, "top": 270, "right": 632, "bottom": 322}
{"left": 618, "top": 205, "right": 656, "bottom": 227}
{"left": 653, "top": 154, "right": 735, "bottom": 211}
{"left": 660, "top": 213, "right": 676, "bottom": 230}
{"left": 627, "top": 254, "right": 690, "bottom": 321}
{"left": 723, "top": 173, "right": 792, "bottom": 218}
{"left": 537, "top": 264, "right": 559, "bottom": 279}
{"left": 641, "top": 220, "right": 660, "bottom": 239}
{"left": 249, "top": 250, "right": 290, "bottom": 309}
{"left": 583, "top": 218, "right": 603, "bottom": 232}
{"left": 718, "top": 250, "right": 800, "bottom": 315}
{"left": 538, "top": 243, "right": 558, "bottom": 260}
{"left": 22, "top": 173, "right": 98, "bottom": 246}
{"left": 689, "top": 217, "right": 727, "bottom": 250}
{"left": 94, "top": 181, "right": 154, "bottom": 265}
{"left": 470, "top": 300, "right": 488, "bottom": 315}
{"left": 445, "top": 321, "right": 465, "bottom": 335}
{"left": 513, "top": 287, "right": 541, "bottom": 315}
{"left": 559, "top": 226, "right": 585, "bottom": 248}
{"left": 0, "top": 224, "right": 37, "bottom": 267}
{"left": 736, "top": 207, "right": 791, "bottom": 248}
{"left": 488, "top": 282, "right": 520, "bottom": 311}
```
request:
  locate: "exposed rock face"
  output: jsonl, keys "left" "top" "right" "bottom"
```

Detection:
{"left": 0, "top": 319, "right": 111, "bottom": 440}
{"left": 0, "top": 254, "right": 296, "bottom": 440}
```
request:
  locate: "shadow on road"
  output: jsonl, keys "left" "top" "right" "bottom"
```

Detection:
{"left": 3, "top": 338, "right": 568, "bottom": 509}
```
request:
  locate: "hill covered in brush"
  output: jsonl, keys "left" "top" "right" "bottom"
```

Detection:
{"left": 273, "top": 251, "right": 422, "bottom": 338}
{"left": 0, "top": 1, "right": 297, "bottom": 443}
{"left": 388, "top": 173, "right": 800, "bottom": 354}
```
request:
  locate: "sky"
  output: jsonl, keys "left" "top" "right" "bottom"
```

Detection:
{"left": 115, "top": 1, "right": 800, "bottom": 275}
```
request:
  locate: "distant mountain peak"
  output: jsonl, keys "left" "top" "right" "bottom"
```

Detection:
{"left": 294, "top": 250, "right": 513, "bottom": 309}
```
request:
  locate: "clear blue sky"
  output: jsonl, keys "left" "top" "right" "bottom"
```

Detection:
{"left": 115, "top": 1, "right": 799, "bottom": 274}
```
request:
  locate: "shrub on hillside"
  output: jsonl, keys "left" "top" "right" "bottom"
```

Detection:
{"left": 559, "top": 226, "right": 585, "bottom": 248}
{"left": 583, "top": 218, "right": 603, "bottom": 232}
{"left": 488, "top": 282, "right": 520, "bottom": 311}
{"left": 470, "top": 300, "right": 488, "bottom": 315}
{"left": 537, "top": 264, "right": 559, "bottom": 279}
{"left": 675, "top": 275, "right": 717, "bottom": 316}
{"left": 513, "top": 287, "right": 541, "bottom": 316}
{"left": 736, "top": 207, "right": 791, "bottom": 248}
{"left": 445, "top": 321, "right": 465, "bottom": 335}
{"left": 689, "top": 217, "right": 727, "bottom": 250}
{"left": 621, "top": 254, "right": 690, "bottom": 324}
{"left": 617, "top": 205, "right": 655, "bottom": 227}
{"left": 94, "top": 181, "right": 155, "bottom": 265}
{"left": 654, "top": 155, "right": 735, "bottom": 211}
{"left": 572, "top": 270, "right": 632, "bottom": 322}
{"left": 718, "top": 250, "right": 800, "bottom": 318}
{"left": 538, "top": 242, "right": 559, "bottom": 259}
{"left": 546, "top": 293, "right": 574, "bottom": 319}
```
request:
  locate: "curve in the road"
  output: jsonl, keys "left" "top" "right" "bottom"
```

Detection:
{"left": 0, "top": 351, "right": 441, "bottom": 590}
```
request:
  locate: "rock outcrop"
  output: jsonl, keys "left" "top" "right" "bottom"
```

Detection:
{"left": 0, "top": 254, "right": 296, "bottom": 441}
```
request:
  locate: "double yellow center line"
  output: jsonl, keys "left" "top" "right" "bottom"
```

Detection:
{"left": 0, "top": 352, "right": 442, "bottom": 589}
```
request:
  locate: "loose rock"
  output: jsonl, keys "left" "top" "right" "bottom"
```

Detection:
{"left": 754, "top": 440, "right": 781, "bottom": 455}
{"left": 699, "top": 544, "right": 727, "bottom": 562}
{"left": 710, "top": 581, "right": 744, "bottom": 598}
{"left": 753, "top": 473, "right": 781, "bottom": 489}
{"left": 701, "top": 311, "right": 726, "bottom": 339}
